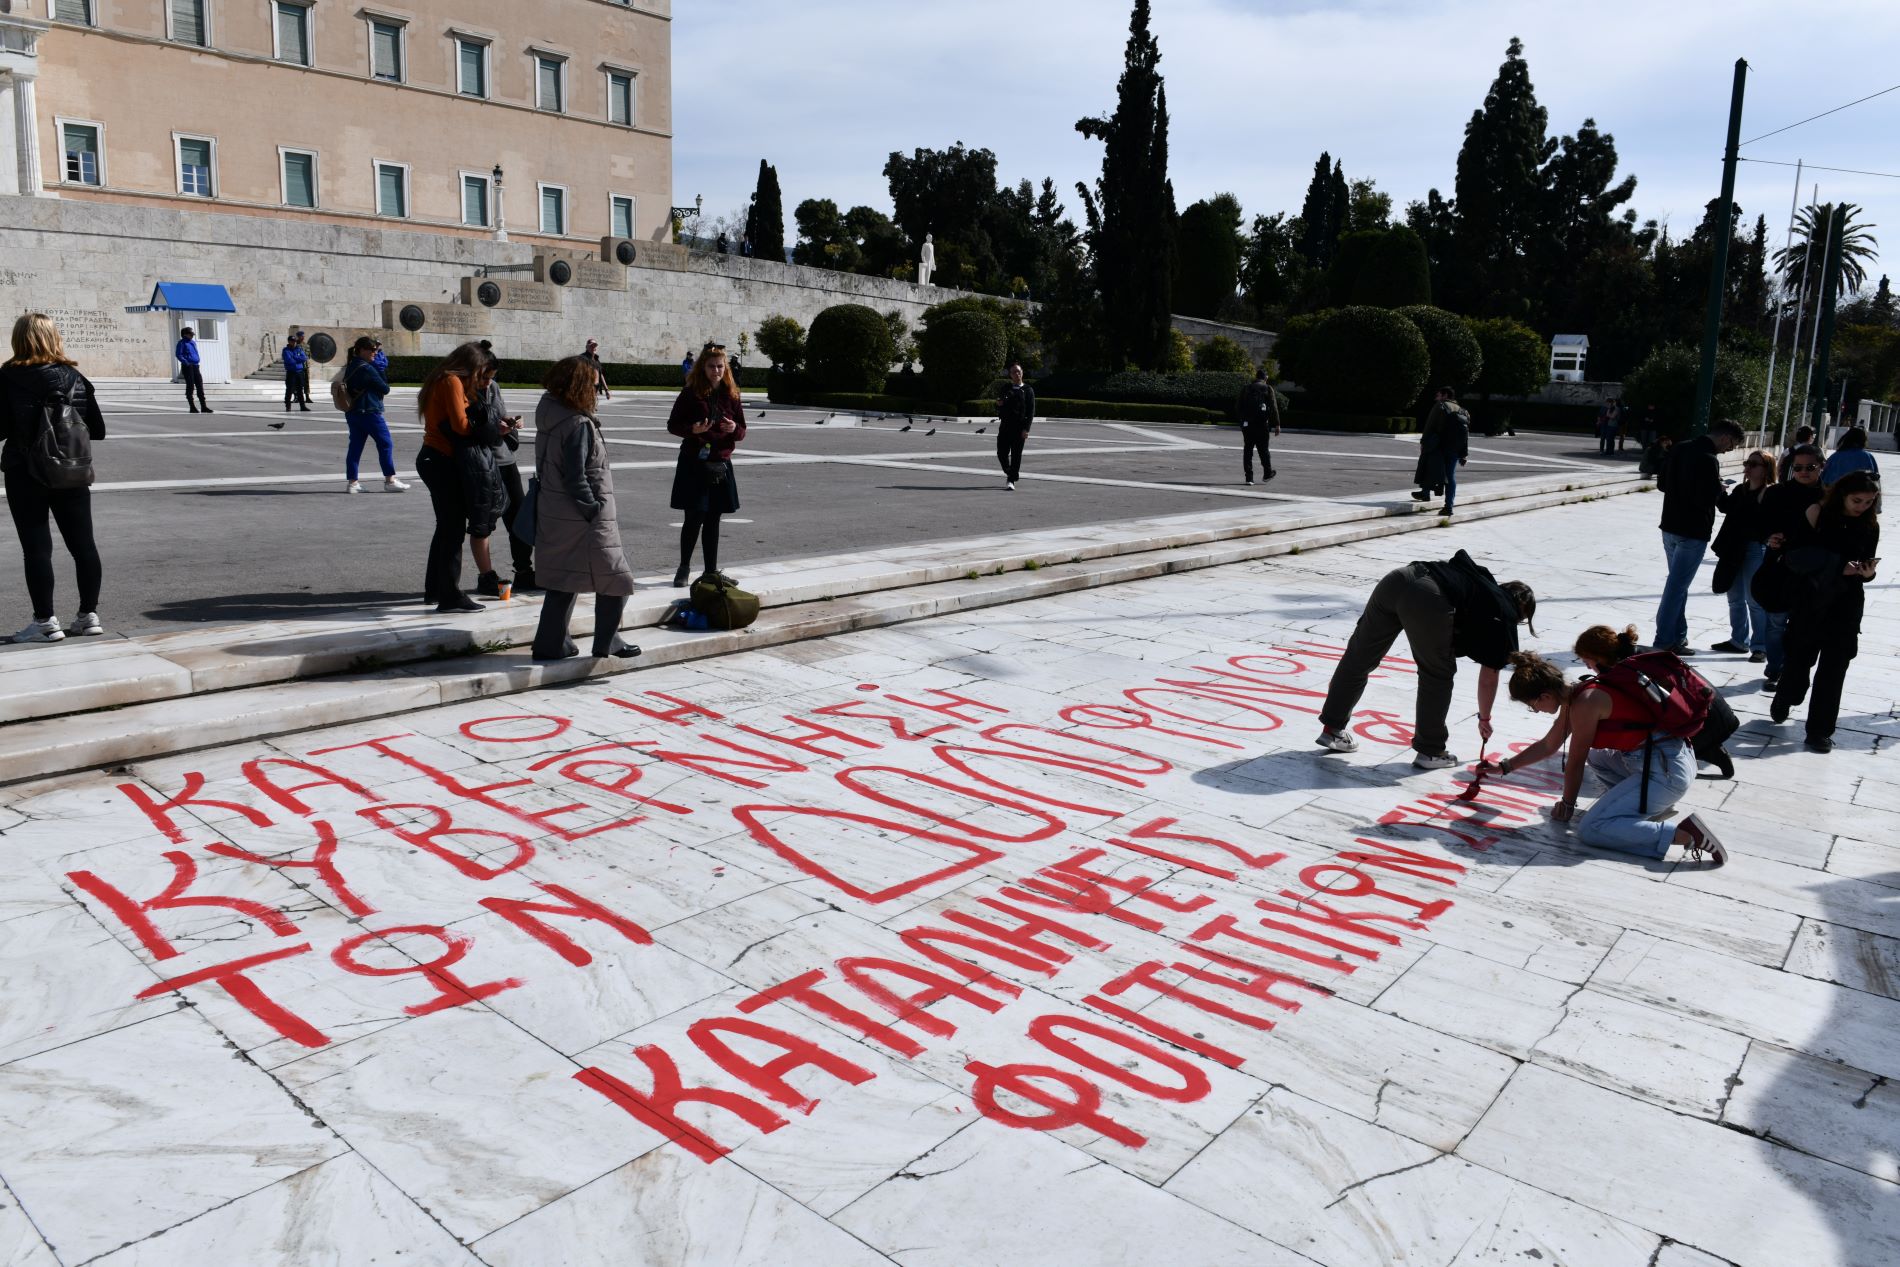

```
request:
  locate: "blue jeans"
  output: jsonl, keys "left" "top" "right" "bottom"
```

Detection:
{"left": 1577, "top": 737, "right": 1695, "bottom": 859}
{"left": 1442, "top": 461, "right": 1459, "bottom": 511}
{"left": 1655, "top": 531, "right": 1706, "bottom": 649}
{"left": 1765, "top": 611, "right": 1790, "bottom": 677}
{"left": 1726, "top": 541, "right": 1767, "bottom": 651}
{"left": 345, "top": 413, "right": 396, "bottom": 480}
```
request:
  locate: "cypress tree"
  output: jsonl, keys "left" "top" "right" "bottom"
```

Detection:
{"left": 1298, "top": 152, "right": 1336, "bottom": 268}
{"left": 1075, "top": 0, "right": 1176, "bottom": 370}
{"left": 1327, "top": 159, "right": 1350, "bottom": 249}
{"left": 1451, "top": 38, "right": 1555, "bottom": 313}
{"left": 749, "top": 160, "right": 785, "bottom": 263}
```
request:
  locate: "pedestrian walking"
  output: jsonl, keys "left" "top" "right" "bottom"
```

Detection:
{"left": 581, "top": 338, "right": 612, "bottom": 402}
{"left": 415, "top": 341, "right": 500, "bottom": 612}
{"left": 1776, "top": 426, "right": 1817, "bottom": 482}
{"left": 1, "top": 313, "right": 108, "bottom": 643}
{"left": 1236, "top": 367, "right": 1281, "bottom": 485}
{"left": 1315, "top": 549, "right": 1536, "bottom": 769}
{"left": 667, "top": 341, "right": 746, "bottom": 587}
{"left": 282, "top": 331, "right": 312, "bottom": 416}
{"left": 1479, "top": 649, "right": 1727, "bottom": 865}
{"left": 1615, "top": 399, "right": 1632, "bottom": 452}
{"left": 1757, "top": 442, "right": 1827, "bottom": 689}
{"left": 175, "top": 326, "right": 211, "bottom": 413}
{"left": 530, "top": 357, "right": 641, "bottom": 662}
{"left": 1707, "top": 449, "right": 1775, "bottom": 660}
{"left": 1595, "top": 399, "right": 1621, "bottom": 456}
{"left": 1411, "top": 387, "right": 1470, "bottom": 515}
{"left": 1821, "top": 425, "right": 1880, "bottom": 486}
{"left": 1770, "top": 469, "right": 1880, "bottom": 752}
{"left": 1653, "top": 417, "right": 1745, "bottom": 655}
{"left": 996, "top": 361, "right": 1036, "bottom": 491}
{"left": 680, "top": 350, "right": 695, "bottom": 383}
{"left": 340, "top": 336, "right": 407, "bottom": 495}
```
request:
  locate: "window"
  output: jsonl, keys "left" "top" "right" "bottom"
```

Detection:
{"left": 169, "top": 0, "right": 207, "bottom": 45}
{"left": 52, "top": 0, "right": 93, "bottom": 24}
{"left": 539, "top": 184, "right": 566, "bottom": 235}
{"left": 280, "top": 149, "right": 316, "bottom": 208}
{"left": 176, "top": 136, "right": 214, "bottom": 197}
{"left": 375, "top": 161, "right": 408, "bottom": 218}
{"left": 609, "top": 195, "right": 634, "bottom": 240}
{"left": 60, "top": 122, "right": 102, "bottom": 186}
{"left": 456, "top": 38, "right": 488, "bottom": 97}
{"left": 461, "top": 172, "right": 490, "bottom": 227}
{"left": 606, "top": 71, "right": 634, "bottom": 126}
{"left": 369, "top": 19, "right": 403, "bottom": 82}
{"left": 535, "top": 54, "right": 564, "bottom": 113}
{"left": 273, "top": 1, "right": 311, "bottom": 66}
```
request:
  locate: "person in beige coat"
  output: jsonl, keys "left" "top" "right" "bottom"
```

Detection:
{"left": 530, "top": 357, "right": 641, "bottom": 662}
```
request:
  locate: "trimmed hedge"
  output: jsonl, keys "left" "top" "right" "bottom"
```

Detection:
{"left": 383, "top": 356, "right": 766, "bottom": 389}
{"left": 1286, "top": 409, "right": 1418, "bottom": 433}
{"left": 1031, "top": 369, "right": 1255, "bottom": 417}
{"left": 806, "top": 303, "right": 896, "bottom": 393}
{"left": 1396, "top": 305, "right": 1482, "bottom": 394}
{"left": 1302, "top": 306, "right": 1430, "bottom": 413}
{"left": 919, "top": 309, "right": 1007, "bottom": 402}
{"left": 1483, "top": 401, "right": 1597, "bottom": 433}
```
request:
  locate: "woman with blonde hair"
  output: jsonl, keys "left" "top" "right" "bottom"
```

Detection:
{"left": 1, "top": 313, "right": 107, "bottom": 642}
{"left": 1480, "top": 645, "right": 1727, "bottom": 865}
{"left": 530, "top": 356, "right": 639, "bottom": 662}
{"left": 665, "top": 341, "right": 747, "bottom": 586}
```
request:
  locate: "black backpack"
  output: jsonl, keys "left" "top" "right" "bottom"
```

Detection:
{"left": 29, "top": 390, "right": 95, "bottom": 490}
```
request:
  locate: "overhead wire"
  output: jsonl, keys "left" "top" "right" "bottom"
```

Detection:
{"left": 1739, "top": 82, "right": 1900, "bottom": 147}
{"left": 1739, "top": 157, "right": 1900, "bottom": 181}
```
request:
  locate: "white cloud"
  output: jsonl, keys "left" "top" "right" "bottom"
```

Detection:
{"left": 677, "top": 0, "right": 1900, "bottom": 280}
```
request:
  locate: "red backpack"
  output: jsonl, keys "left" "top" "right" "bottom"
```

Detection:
{"left": 1587, "top": 650, "right": 1716, "bottom": 812}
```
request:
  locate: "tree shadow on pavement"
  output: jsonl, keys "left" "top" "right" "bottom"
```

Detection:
{"left": 141, "top": 590, "right": 419, "bottom": 624}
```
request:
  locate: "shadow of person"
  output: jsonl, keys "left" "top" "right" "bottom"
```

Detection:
{"left": 140, "top": 590, "right": 420, "bottom": 625}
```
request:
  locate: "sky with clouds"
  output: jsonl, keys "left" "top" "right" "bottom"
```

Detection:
{"left": 675, "top": 0, "right": 1899, "bottom": 290}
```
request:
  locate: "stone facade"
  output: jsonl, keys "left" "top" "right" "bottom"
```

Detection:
{"left": 1171, "top": 313, "right": 1277, "bottom": 365}
{"left": 0, "top": 194, "right": 972, "bottom": 376}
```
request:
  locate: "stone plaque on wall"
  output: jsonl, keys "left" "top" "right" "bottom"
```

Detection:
{"left": 295, "top": 326, "right": 422, "bottom": 366}
{"left": 380, "top": 300, "right": 492, "bottom": 337}
{"left": 459, "top": 276, "right": 562, "bottom": 312}
{"left": 40, "top": 307, "right": 151, "bottom": 355}
{"left": 534, "top": 255, "right": 626, "bottom": 291}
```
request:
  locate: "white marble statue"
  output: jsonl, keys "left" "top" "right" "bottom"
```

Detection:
{"left": 918, "top": 234, "right": 936, "bottom": 286}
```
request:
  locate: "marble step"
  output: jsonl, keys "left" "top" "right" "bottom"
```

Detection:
{"left": 0, "top": 470, "right": 1649, "bottom": 784}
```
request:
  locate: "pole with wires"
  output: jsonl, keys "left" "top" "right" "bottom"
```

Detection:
{"left": 1780, "top": 185, "right": 1820, "bottom": 439}
{"left": 1798, "top": 197, "right": 1836, "bottom": 432}
{"left": 1761, "top": 160, "right": 1800, "bottom": 445}
{"left": 1692, "top": 59, "right": 1749, "bottom": 437}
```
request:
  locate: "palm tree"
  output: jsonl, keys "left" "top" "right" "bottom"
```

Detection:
{"left": 1773, "top": 202, "right": 1878, "bottom": 308}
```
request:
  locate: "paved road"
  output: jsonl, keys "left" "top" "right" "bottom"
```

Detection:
{"left": 1, "top": 389, "right": 1634, "bottom": 638}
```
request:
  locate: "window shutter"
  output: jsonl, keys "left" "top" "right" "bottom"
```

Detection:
{"left": 611, "top": 198, "right": 633, "bottom": 240}
{"left": 541, "top": 187, "right": 564, "bottom": 234}
{"left": 377, "top": 166, "right": 405, "bottom": 217}
{"left": 275, "top": 4, "right": 310, "bottom": 64}
{"left": 459, "top": 41, "right": 485, "bottom": 95}
{"left": 609, "top": 73, "right": 632, "bottom": 125}
{"left": 54, "top": 0, "right": 93, "bottom": 24}
{"left": 463, "top": 177, "right": 487, "bottom": 226}
{"left": 372, "top": 23, "right": 401, "bottom": 80}
{"left": 170, "top": 0, "right": 205, "bottom": 45}
{"left": 284, "top": 153, "right": 314, "bottom": 207}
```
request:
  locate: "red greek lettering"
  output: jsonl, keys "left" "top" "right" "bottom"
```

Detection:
{"left": 730, "top": 804, "right": 1003, "bottom": 903}
{"left": 939, "top": 898, "right": 1111, "bottom": 966}
{"left": 135, "top": 943, "right": 326, "bottom": 1047}
{"left": 686, "top": 1016, "right": 875, "bottom": 1111}
{"left": 625, "top": 734, "right": 808, "bottom": 789}
{"left": 1254, "top": 893, "right": 1421, "bottom": 945}
{"left": 964, "top": 1060, "right": 1145, "bottom": 1148}
{"left": 204, "top": 818, "right": 374, "bottom": 918}
{"left": 1334, "top": 837, "right": 1466, "bottom": 886}
{"left": 1097, "top": 960, "right": 1284, "bottom": 1033}
{"left": 1376, "top": 807, "right": 1499, "bottom": 854}
{"left": 68, "top": 851, "right": 298, "bottom": 960}
{"left": 605, "top": 692, "right": 726, "bottom": 727}
{"left": 1080, "top": 994, "right": 1245, "bottom": 1069}
{"left": 315, "top": 735, "right": 619, "bottom": 843}
{"left": 976, "top": 724, "right": 1172, "bottom": 777}
{"left": 330, "top": 925, "right": 523, "bottom": 1016}
{"left": 458, "top": 714, "right": 573, "bottom": 744}
{"left": 118, "top": 773, "right": 273, "bottom": 845}
{"left": 1155, "top": 665, "right": 1330, "bottom": 716}
{"left": 1000, "top": 848, "right": 1211, "bottom": 934}
{"left": 738, "top": 969, "right": 926, "bottom": 1058}
{"left": 808, "top": 699, "right": 957, "bottom": 743}
{"left": 1058, "top": 703, "right": 1245, "bottom": 750}
{"left": 834, "top": 955, "right": 1016, "bottom": 1036}
{"left": 575, "top": 1047, "right": 785, "bottom": 1163}
{"left": 526, "top": 744, "right": 693, "bottom": 819}
{"left": 835, "top": 765, "right": 1067, "bottom": 842}
{"left": 1349, "top": 710, "right": 1415, "bottom": 747}
{"left": 876, "top": 687, "right": 1007, "bottom": 724}
{"left": 731, "top": 716, "right": 882, "bottom": 761}
{"left": 479, "top": 883, "right": 653, "bottom": 966}
{"left": 240, "top": 758, "right": 381, "bottom": 818}
{"left": 359, "top": 804, "right": 535, "bottom": 880}
{"left": 1109, "top": 815, "right": 1285, "bottom": 878}
{"left": 1121, "top": 686, "right": 1284, "bottom": 733}
{"left": 1297, "top": 864, "right": 1454, "bottom": 921}
{"left": 1172, "top": 943, "right": 1334, "bottom": 1016}
{"left": 1026, "top": 1013, "right": 1212, "bottom": 1104}
{"left": 1186, "top": 913, "right": 1361, "bottom": 977}
{"left": 929, "top": 745, "right": 1128, "bottom": 816}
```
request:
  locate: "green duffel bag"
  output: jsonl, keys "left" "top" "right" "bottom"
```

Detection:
{"left": 688, "top": 570, "right": 761, "bottom": 630}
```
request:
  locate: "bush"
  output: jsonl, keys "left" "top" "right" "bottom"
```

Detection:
{"left": 1272, "top": 312, "right": 1324, "bottom": 386}
{"left": 1300, "top": 306, "right": 1431, "bottom": 413}
{"left": 1192, "top": 335, "right": 1255, "bottom": 374}
{"left": 919, "top": 309, "right": 1008, "bottom": 402}
{"left": 920, "top": 296, "right": 1042, "bottom": 369}
{"left": 755, "top": 315, "right": 806, "bottom": 371}
{"left": 1622, "top": 343, "right": 1767, "bottom": 438}
{"left": 1160, "top": 327, "right": 1195, "bottom": 372}
{"left": 1353, "top": 226, "right": 1433, "bottom": 308}
{"left": 1283, "top": 407, "right": 1419, "bottom": 433}
{"left": 1396, "top": 305, "right": 1483, "bottom": 394}
{"left": 805, "top": 304, "right": 895, "bottom": 393}
{"left": 1469, "top": 317, "right": 1549, "bottom": 398}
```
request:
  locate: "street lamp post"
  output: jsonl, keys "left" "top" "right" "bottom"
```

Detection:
{"left": 670, "top": 192, "right": 702, "bottom": 245}
{"left": 493, "top": 163, "right": 507, "bottom": 243}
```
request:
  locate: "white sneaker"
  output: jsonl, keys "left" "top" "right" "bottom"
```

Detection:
{"left": 384, "top": 477, "right": 410, "bottom": 492}
{"left": 346, "top": 480, "right": 363, "bottom": 494}
{"left": 9, "top": 616, "right": 64, "bottom": 643}
{"left": 1412, "top": 750, "right": 1459, "bottom": 770}
{"left": 69, "top": 611, "right": 105, "bottom": 637}
{"left": 1315, "top": 728, "right": 1359, "bottom": 753}
{"left": 1007, "top": 481, "right": 1017, "bottom": 491}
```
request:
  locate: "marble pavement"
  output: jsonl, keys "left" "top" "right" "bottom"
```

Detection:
{"left": 2, "top": 488, "right": 1896, "bottom": 1267}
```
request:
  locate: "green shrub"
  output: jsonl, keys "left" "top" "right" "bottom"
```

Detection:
{"left": 1396, "top": 305, "right": 1483, "bottom": 394}
{"left": 1469, "top": 317, "right": 1550, "bottom": 398}
{"left": 1160, "top": 327, "right": 1195, "bottom": 372}
{"left": 1272, "top": 312, "right": 1324, "bottom": 386}
{"left": 1622, "top": 343, "right": 1767, "bottom": 438}
{"left": 920, "top": 296, "right": 1042, "bottom": 369}
{"left": 805, "top": 303, "right": 895, "bottom": 393}
{"left": 1302, "top": 306, "right": 1430, "bottom": 413}
{"left": 1353, "top": 226, "right": 1433, "bottom": 307}
{"left": 1282, "top": 405, "right": 1418, "bottom": 433}
{"left": 1192, "top": 335, "right": 1255, "bottom": 374}
{"left": 755, "top": 315, "right": 806, "bottom": 371}
{"left": 919, "top": 309, "right": 1008, "bottom": 402}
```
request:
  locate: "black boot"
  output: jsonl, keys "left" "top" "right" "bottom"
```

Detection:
{"left": 591, "top": 596, "right": 640, "bottom": 658}
{"left": 673, "top": 565, "right": 690, "bottom": 588}
{"left": 513, "top": 564, "right": 539, "bottom": 592}
{"left": 475, "top": 571, "right": 505, "bottom": 598}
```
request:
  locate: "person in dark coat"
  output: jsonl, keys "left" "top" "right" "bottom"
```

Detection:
{"left": 1758, "top": 443, "right": 1826, "bottom": 688}
{"left": 1236, "top": 367, "right": 1281, "bottom": 485}
{"left": 482, "top": 374, "right": 536, "bottom": 593}
{"left": 175, "top": 326, "right": 210, "bottom": 413}
{"left": 1770, "top": 470, "right": 1880, "bottom": 752}
{"left": 281, "top": 331, "right": 311, "bottom": 415}
{"left": 530, "top": 357, "right": 639, "bottom": 662}
{"left": 415, "top": 342, "right": 500, "bottom": 612}
{"left": 1707, "top": 450, "right": 1775, "bottom": 659}
{"left": 1411, "top": 387, "right": 1470, "bottom": 514}
{"left": 1654, "top": 417, "right": 1745, "bottom": 654}
{"left": 996, "top": 361, "right": 1036, "bottom": 490}
{"left": 581, "top": 338, "right": 611, "bottom": 402}
{"left": 1, "top": 313, "right": 108, "bottom": 643}
{"left": 667, "top": 342, "right": 746, "bottom": 586}
{"left": 341, "top": 336, "right": 405, "bottom": 494}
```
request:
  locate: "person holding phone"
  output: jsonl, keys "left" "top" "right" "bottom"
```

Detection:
{"left": 666, "top": 342, "right": 746, "bottom": 586}
{"left": 1770, "top": 469, "right": 1880, "bottom": 752}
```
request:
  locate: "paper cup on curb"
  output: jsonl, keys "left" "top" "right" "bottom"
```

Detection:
{"left": 498, "top": 581, "right": 513, "bottom": 601}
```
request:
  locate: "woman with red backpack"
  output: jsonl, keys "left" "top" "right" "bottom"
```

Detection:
{"left": 1479, "top": 640, "right": 1727, "bottom": 865}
